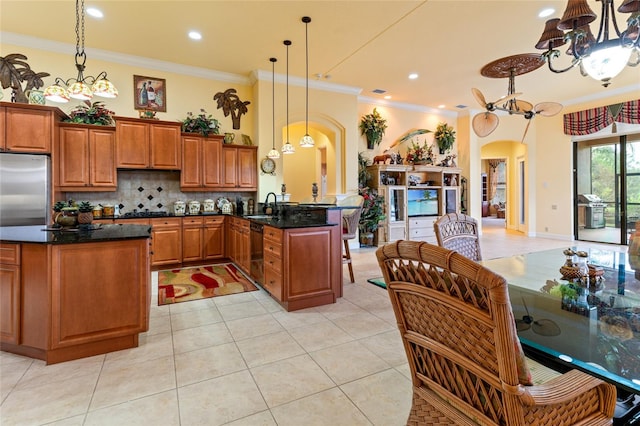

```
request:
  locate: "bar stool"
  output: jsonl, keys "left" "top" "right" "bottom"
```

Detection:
{"left": 338, "top": 195, "right": 364, "bottom": 282}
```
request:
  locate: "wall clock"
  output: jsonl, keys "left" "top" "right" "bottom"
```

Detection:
{"left": 260, "top": 157, "right": 276, "bottom": 175}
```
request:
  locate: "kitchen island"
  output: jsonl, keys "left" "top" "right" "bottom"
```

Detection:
{"left": 0, "top": 224, "right": 151, "bottom": 364}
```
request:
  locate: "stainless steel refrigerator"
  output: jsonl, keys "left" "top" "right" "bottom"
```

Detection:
{"left": 0, "top": 153, "right": 50, "bottom": 226}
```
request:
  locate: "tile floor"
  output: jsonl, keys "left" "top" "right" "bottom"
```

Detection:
{"left": 0, "top": 224, "right": 627, "bottom": 425}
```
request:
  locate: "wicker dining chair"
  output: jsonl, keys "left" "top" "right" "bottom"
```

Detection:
{"left": 338, "top": 195, "right": 364, "bottom": 283}
{"left": 434, "top": 212, "right": 482, "bottom": 261}
{"left": 376, "top": 240, "right": 616, "bottom": 426}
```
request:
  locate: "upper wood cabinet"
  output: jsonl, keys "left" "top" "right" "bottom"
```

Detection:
{"left": 115, "top": 116, "right": 181, "bottom": 169}
{"left": 0, "top": 102, "right": 65, "bottom": 154}
{"left": 180, "top": 134, "right": 222, "bottom": 191}
{"left": 57, "top": 123, "right": 116, "bottom": 191}
{"left": 221, "top": 145, "right": 257, "bottom": 191}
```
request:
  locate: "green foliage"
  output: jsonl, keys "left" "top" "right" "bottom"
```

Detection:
{"left": 181, "top": 109, "right": 220, "bottom": 136}
{"left": 359, "top": 108, "right": 387, "bottom": 147}
{"left": 358, "top": 152, "right": 371, "bottom": 189}
{"left": 359, "top": 187, "right": 386, "bottom": 233}
{"left": 405, "top": 140, "right": 434, "bottom": 164}
{"left": 77, "top": 201, "right": 94, "bottom": 213}
{"left": 434, "top": 122, "right": 456, "bottom": 153}
{"left": 65, "top": 101, "right": 115, "bottom": 126}
{"left": 53, "top": 201, "right": 68, "bottom": 212}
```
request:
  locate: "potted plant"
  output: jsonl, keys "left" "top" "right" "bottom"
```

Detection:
{"left": 358, "top": 152, "right": 371, "bottom": 189}
{"left": 52, "top": 201, "right": 78, "bottom": 227}
{"left": 405, "top": 140, "right": 435, "bottom": 165}
{"left": 359, "top": 108, "right": 388, "bottom": 149}
{"left": 434, "top": 122, "right": 456, "bottom": 154}
{"left": 65, "top": 101, "right": 115, "bottom": 126}
{"left": 358, "top": 187, "right": 386, "bottom": 246}
{"left": 181, "top": 108, "right": 220, "bottom": 136}
{"left": 77, "top": 201, "right": 94, "bottom": 225}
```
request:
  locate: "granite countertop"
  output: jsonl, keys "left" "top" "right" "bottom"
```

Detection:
{"left": 0, "top": 224, "right": 151, "bottom": 244}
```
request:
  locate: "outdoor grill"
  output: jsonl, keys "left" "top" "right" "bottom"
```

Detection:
{"left": 578, "top": 194, "right": 606, "bottom": 229}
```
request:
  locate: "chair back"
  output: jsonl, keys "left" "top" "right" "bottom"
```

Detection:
{"left": 338, "top": 195, "right": 364, "bottom": 240}
{"left": 319, "top": 195, "right": 337, "bottom": 204}
{"left": 434, "top": 212, "right": 482, "bottom": 261}
{"left": 376, "top": 241, "right": 616, "bottom": 425}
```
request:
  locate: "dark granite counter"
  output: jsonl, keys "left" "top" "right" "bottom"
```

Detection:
{"left": 0, "top": 224, "right": 151, "bottom": 244}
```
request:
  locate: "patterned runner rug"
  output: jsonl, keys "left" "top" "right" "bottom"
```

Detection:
{"left": 158, "top": 263, "right": 258, "bottom": 305}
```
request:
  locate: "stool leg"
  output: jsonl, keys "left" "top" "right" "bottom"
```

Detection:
{"left": 343, "top": 239, "right": 354, "bottom": 283}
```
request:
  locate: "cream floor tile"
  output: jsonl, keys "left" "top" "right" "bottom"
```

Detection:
{"left": 45, "top": 414, "right": 86, "bottom": 425}
{"left": 255, "top": 295, "right": 285, "bottom": 313}
{"left": 359, "top": 329, "right": 407, "bottom": 367}
{"left": 149, "top": 300, "right": 170, "bottom": 318}
{"left": 0, "top": 351, "right": 33, "bottom": 366}
{"left": 213, "top": 290, "right": 261, "bottom": 307}
{"left": 288, "top": 321, "right": 354, "bottom": 352}
{"left": 104, "top": 331, "right": 173, "bottom": 368}
{"left": 271, "top": 308, "right": 327, "bottom": 330}
{"left": 224, "top": 410, "right": 276, "bottom": 425}
{"left": 270, "top": 387, "right": 372, "bottom": 426}
{"left": 310, "top": 340, "right": 390, "bottom": 385}
{"left": 178, "top": 370, "right": 267, "bottom": 426}
{"left": 314, "top": 297, "right": 366, "bottom": 320}
{"left": 168, "top": 297, "right": 215, "bottom": 314}
{"left": 0, "top": 358, "right": 31, "bottom": 401}
{"left": 143, "top": 313, "right": 172, "bottom": 336}
{"left": 15, "top": 354, "right": 104, "bottom": 390}
{"left": 332, "top": 311, "right": 395, "bottom": 339}
{"left": 341, "top": 368, "right": 412, "bottom": 426}
{"left": 235, "top": 331, "right": 305, "bottom": 368}
{"left": 225, "top": 313, "right": 285, "bottom": 341}
{"left": 175, "top": 342, "right": 247, "bottom": 387}
{"left": 84, "top": 389, "right": 180, "bottom": 426}
{"left": 217, "top": 300, "right": 269, "bottom": 321}
{"left": 90, "top": 354, "right": 176, "bottom": 410}
{"left": 0, "top": 373, "right": 97, "bottom": 425}
{"left": 170, "top": 306, "right": 223, "bottom": 331}
{"left": 394, "top": 362, "right": 412, "bottom": 380}
{"left": 250, "top": 354, "right": 335, "bottom": 407}
{"left": 171, "top": 322, "right": 233, "bottom": 354}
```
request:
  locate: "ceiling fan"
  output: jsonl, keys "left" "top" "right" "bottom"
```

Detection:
{"left": 515, "top": 297, "right": 561, "bottom": 337}
{"left": 471, "top": 54, "right": 563, "bottom": 142}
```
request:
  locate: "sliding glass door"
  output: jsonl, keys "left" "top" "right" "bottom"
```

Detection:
{"left": 575, "top": 134, "right": 639, "bottom": 245}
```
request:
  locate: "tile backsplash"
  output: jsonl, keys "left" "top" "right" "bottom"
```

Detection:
{"left": 64, "top": 170, "right": 255, "bottom": 214}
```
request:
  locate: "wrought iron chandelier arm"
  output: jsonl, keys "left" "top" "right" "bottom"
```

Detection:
{"left": 541, "top": 49, "right": 581, "bottom": 73}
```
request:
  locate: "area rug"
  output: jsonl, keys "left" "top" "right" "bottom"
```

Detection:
{"left": 367, "top": 277, "right": 387, "bottom": 289}
{"left": 158, "top": 263, "right": 258, "bottom": 305}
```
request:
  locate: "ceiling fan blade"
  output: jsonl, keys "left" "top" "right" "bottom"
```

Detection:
{"left": 532, "top": 319, "right": 561, "bottom": 336}
{"left": 534, "top": 102, "right": 563, "bottom": 117}
{"left": 471, "top": 88, "right": 487, "bottom": 108}
{"left": 472, "top": 112, "right": 499, "bottom": 137}
{"left": 521, "top": 119, "right": 532, "bottom": 143}
{"left": 492, "top": 92, "right": 522, "bottom": 106}
{"left": 514, "top": 99, "right": 534, "bottom": 113}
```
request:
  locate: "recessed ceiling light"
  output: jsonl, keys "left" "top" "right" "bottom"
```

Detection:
{"left": 438, "top": 104, "right": 445, "bottom": 109}
{"left": 384, "top": 95, "right": 392, "bottom": 100}
{"left": 538, "top": 8, "right": 555, "bottom": 18}
{"left": 188, "top": 31, "right": 202, "bottom": 40}
{"left": 408, "top": 73, "right": 418, "bottom": 80}
{"left": 86, "top": 7, "right": 103, "bottom": 18}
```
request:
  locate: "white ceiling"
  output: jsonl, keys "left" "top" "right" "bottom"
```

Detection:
{"left": 2, "top": 0, "right": 639, "bottom": 113}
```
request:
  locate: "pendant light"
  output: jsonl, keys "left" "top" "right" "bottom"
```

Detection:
{"left": 267, "top": 57, "right": 280, "bottom": 159}
{"left": 282, "top": 40, "right": 295, "bottom": 155}
{"left": 299, "top": 16, "right": 314, "bottom": 148}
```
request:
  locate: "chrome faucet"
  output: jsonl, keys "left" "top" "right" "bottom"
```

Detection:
{"left": 263, "top": 192, "right": 278, "bottom": 215}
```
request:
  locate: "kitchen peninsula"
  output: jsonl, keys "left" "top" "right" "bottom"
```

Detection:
{"left": 0, "top": 224, "right": 151, "bottom": 364}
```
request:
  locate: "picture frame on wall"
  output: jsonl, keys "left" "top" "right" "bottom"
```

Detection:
{"left": 133, "top": 75, "right": 166, "bottom": 112}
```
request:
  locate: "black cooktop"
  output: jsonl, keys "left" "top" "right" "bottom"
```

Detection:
{"left": 122, "top": 210, "right": 169, "bottom": 218}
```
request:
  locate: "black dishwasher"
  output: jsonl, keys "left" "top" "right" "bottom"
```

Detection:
{"left": 249, "top": 222, "right": 264, "bottom": 284}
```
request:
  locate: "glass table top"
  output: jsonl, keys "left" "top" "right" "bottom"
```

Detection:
{"left": 482, "top": 246, "right": 640, "bottom": 394}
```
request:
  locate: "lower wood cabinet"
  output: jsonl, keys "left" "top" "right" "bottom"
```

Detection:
{"left": 204, "top": 217, "right": 225, "bottom": 260}
{"left": 182, "top": 216, "right": 204, "bottom": 263}
{"left": 227, "top": 217, "right": 250, "bottom": 272}
{"left": 263, "top": 226, "right": 283, "bottom": 301}
{"left": 150, "top": 217, "right": 182, "bottom": 266}
{"left": 0, "top": 243, "right": 20, "bottom": 344}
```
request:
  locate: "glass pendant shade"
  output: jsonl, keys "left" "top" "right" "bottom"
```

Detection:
{"left": 267, "top": 148, "right": 280, "bottom": 159}
{"left": 282, "top": 142, "right": 295, "bottom": 154}
{"left": 582, "top": 45, "right": 633, "bottom": 82}
{"left": 68, "top": 81, "right": 93, "bottom": 100}
{"left": 92, "top": 78, "right": 118, "bottom": 98}
{"left": 300, "top": 134, "right": 314, "bottom": 147}
{"left": 43, "top": 84, "right": 70, "bottom": 103}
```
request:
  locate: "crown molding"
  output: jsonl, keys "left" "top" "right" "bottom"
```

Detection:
{"left": 358, "top": 96, "right": 459, "bottom": 117}
{"left": 251, "top": 69, "right": 362, "bottom": 96}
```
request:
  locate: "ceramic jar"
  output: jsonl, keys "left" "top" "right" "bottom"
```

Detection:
{"left": 102, "top": 204, "right": 115, "bottom": 217}
{"left": 203, "top": 199, "right": 215, "bottom": 212}
{"left": 25, "top": 89, "right": 45, "bottom": 105}
{"left": 188, "top": 201, "right": 201, "bottom": 215}
{"left": 92, "top": 206, "right": 103, "bottom": 218}
{"left": 173, "top": 201, "right": 186, "bottom": 216}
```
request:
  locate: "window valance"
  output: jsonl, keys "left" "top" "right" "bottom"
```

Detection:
{"left": 563, "top": 99, "right": 640, "bottom": 136}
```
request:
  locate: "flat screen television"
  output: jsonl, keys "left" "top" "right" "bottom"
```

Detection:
{"left": 407, "top": 188, "right": 439, "bottom": 217}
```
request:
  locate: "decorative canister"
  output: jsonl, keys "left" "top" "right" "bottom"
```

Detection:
{"left": 221, "top": 202, "right": 233, "bottom": 215}
{"left": 92, "top": 206, "right": 103, "bottom": 218}
{"left": 173, "top": 201, "right": 186, "bottom": 216}
{"left": 203, "top": 199, "right": 215, "bottom": 212}
{"left": 25, "top": 89, "right": 45, "bottom": 105}
{"left": 102, "top": 204, "right": 115, "bottom": 217}
{"left": 188, "top": 201, "right": 201, "bottom": 215}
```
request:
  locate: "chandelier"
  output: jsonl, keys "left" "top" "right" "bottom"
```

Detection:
{"left": 44, "top": 0, "right": 118, "bottom": 102}
{"left": 534, "top": 0, "right": 640, "bottom": 87}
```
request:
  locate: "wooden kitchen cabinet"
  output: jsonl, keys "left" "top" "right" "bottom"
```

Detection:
{"left": 221, "top": 145, "right": 257, "bottom": 191}
{"left": 57, "top": 123, "right": 116, "bottom": 191}
{"left": 115, "top": 116, "right": 181, "bottom": 169}
{"left": 0, "top": 102, "right": 65, "bottom": 153}
{"left": 227, "top": 217, "right": 250, "bottom": 273}
{"left": 182, "top": 216, "right": 204, "bottom": 263}
{"left": 0, "top": 243, "right": 20, "bottom": 344}
{"left": 263, "top": 226, "right": 283, "bottom": 301}
{"left": 150, "top": 217, "right": 182, "bottom": 266}
{"left": 180, "top": 134, "right": 222, "bottom": 190}
{"left": 204, "top": 216, "right": 225, "bottom": 260}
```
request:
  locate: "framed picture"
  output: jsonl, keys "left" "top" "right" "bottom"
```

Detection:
{"left": 133, "top": 75, "right": 166, "bottom": 112}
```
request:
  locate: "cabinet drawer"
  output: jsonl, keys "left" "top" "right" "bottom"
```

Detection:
{"left": 263, "top": 267, "right": 283, "bottom": 301}
{"left": 264, "top": 240, "right": 282, "bottom": 258}
{"left": 264, "top": 252, "right": 282, "bottom": 274}
{"left": 409, "top": 218, "right": 437, "bottom": 228}
{"left": 409, "top": 227, "right": 435, "bottom": 238}
{"left": 150, "top": 217, "right": 181, "bottom": 228}
{"left": 183, "top": 216, "right": 204, "bottom": 226}
{"left": 264, "top": 226, "right": 282, "bottom": 244}
{"left": 0, "top": 243, "right": 20, "bottom": 265}
{"left": 204, "top": 216, "right": 225, "bottom": 226}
